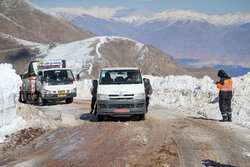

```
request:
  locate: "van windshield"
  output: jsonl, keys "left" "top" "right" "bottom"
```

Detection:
{"left": 99, "top": 70, "right": 142, "bottom": 85}
{"left": 44, "top": 69, "right": 74, "bottom": 85}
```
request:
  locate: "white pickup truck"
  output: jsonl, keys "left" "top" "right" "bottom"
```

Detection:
{"left": 19, "top": 60, "right": 77, "bottom": 106}
{"left": 96, "top": 67, "right": 146, "bottom": 121}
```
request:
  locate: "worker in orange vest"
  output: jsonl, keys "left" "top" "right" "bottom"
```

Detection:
{"left": 216, "top": 70, "right": 233, "bottom": 122}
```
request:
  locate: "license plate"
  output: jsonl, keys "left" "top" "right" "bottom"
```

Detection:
{"left": 115, "top": 109, "right": 129, "bottom": 113}
{"left": 58, "top": 94, "right": 66, "bottom": 97}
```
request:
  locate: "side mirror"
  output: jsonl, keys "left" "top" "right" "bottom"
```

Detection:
{"left": 38, "top": 76, "right": 44, "bottom": 82}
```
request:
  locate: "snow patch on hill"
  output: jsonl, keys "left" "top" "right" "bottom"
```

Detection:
{"left": 36, "top": 36, "right": 145, "bottom": 76}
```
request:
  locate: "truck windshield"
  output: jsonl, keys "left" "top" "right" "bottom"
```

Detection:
{"left": 44, "top": 69, "right": 74, "bottom": 85}
{"left": 99, "top": 70, "right": 142, "bottom": 85}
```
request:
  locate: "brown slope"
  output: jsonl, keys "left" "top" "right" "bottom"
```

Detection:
{"left": 0, "top": 33, "right": 39, "bottom": 74}
{"left": 88, "top": 38, "right": 218, "bottom": 80}
{"left": 86, "top": 38, "right": 191, "bottom": 78}
{"left": 0, "top": 0, "right": 95, "bottom": 44}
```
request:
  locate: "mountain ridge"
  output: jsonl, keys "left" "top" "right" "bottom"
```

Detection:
{"left": 49, "top": 7, "right": 250, "bottom": 68}
{"left": 0, "top": 0, "right": 95, "bottom": 44}
{"left": 48, "top": 7, "right": 250, "bottom": 26}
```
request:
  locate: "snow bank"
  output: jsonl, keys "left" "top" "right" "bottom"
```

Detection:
{"left": 0, "top": 63, "right": 26, "bottom": 143}
{"left": 76, "top": 73, "right": 250, "bottom": 128}
{"left": 75, "top": 80, "right": 92, "bottom": 100}
{"left": 147, "top": 74, "right": 250, "bottom": 128}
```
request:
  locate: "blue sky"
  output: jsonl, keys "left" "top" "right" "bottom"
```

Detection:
{"left": 29, "top": 0, "right": 250, "bottom": 14}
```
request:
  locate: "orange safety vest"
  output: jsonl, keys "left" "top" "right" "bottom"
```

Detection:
{"left": 217, "top": 79, "right": 233, "bottom": 91}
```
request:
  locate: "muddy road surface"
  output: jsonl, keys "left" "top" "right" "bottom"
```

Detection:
{"left": 0, "top": 100, "right": 250, "bottom": 167}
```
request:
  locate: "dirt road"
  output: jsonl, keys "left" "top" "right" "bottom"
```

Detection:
{"left": 0, "top": 100, "right": 250, "bottom": 167}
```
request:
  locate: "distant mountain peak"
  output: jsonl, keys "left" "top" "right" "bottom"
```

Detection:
{"left": 49, "top": 7, "right": 250, "bottom": 26}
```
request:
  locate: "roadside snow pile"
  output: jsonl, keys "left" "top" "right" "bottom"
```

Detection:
{"left": 16, "top": 103, "right": 58, "bottom": 129}
{"left": 147, "top": 74, "right": 250, "bottom": 128}
{"left": 76, "top": 73, "right": 250, "bottom": 128}
{"left": 147, "top": 75, "right": 219, "bottom": 117}
{"left": 0, "top": 63, "right": 26, "bottom": 143}
{"left": 75, "top": 80, "right": 92, "bottom": 100}
{"left": 231, "top": 73, "right": 250, "bottom": 127}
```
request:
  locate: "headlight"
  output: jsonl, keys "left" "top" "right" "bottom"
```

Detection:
{"left": 72, "top": 88, "right": 76, "bottom": 93}
{"left": 134, "top": 93, "right": 145, "bottom": 100}
{"left": 98, "top": 94, "right": 109, "bottom": 100}
{"left": 44, "top": 89, "right": 52, "bottom": 94}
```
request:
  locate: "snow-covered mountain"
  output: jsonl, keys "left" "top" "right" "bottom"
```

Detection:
{"left": 49, "top": 7, "right": 250, "bottom": 26}
{"left": 21, "top": 36, "right": 191, "bottom": 78}
{"left": 4, "top": 33, "right": 219, "bottom": 80}
{"left": 49, "top": 7, "right": 250, "bottom": 69}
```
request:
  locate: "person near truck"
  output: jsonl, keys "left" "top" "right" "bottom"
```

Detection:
{"left": 90, "top": 80, "right": 98, "bottom": 114}
{"left": 216, "top": 70, "right": 233, "bottom": 122}
{"left": 143, "top": 78, "right": 153, "bottom": 112}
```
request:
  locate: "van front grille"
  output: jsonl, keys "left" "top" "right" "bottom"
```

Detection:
{"left": 109, "top": 104, "right": 135, "bottom": 109}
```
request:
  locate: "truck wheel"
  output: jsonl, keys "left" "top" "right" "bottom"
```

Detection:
{"left": 66, "top": 98, "right": 73, "bottom": 104}
{"left": 97, "top": 115, "right": 104, "bottom": 122}
{"left": 19, "top": 92, "right": 26, "bottom": 103}
{"left": 38, "top": 94, "right": 46, "bottom": 106}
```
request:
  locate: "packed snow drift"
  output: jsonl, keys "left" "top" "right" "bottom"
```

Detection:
{"left": 0, "top": 64, "right": 25, "bottom": 143}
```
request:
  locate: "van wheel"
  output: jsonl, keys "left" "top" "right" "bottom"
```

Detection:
{"left": 139, "top": 114, "right": 145, "bottom": 121}
{"left": 38, "top": 94, "right": 46, "bottom": 106}
{"left": 66, "top": 98, "right": 73, "bottom": 104}
{"left": 97, "top": 115, "right": 104, "bottom": 122}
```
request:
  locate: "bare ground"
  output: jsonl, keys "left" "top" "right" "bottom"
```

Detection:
{"left": 0, "top": 100, "right": 249, "bottom": 167}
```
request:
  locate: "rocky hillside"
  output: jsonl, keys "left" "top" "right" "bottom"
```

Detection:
{"left": 0, "top": 0, "right": 94, "bottom": 44}
{"left": 0, "top": 0, "right": 95, "bottom": 73}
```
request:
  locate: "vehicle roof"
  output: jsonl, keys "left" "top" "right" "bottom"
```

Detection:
{"left": 41, "top": 68, "right": 71, "bottom": 72}
{"left": 101, "top": 67, "right": 140, "bottom": 71}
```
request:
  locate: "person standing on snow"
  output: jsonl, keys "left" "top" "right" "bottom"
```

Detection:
{"left": 90, "top": 80, "right": 98, "bottom": 115}
{"left": 216, "top": 70, "right": 233, "bottom": 122}
{"left": 143, "top": 78, "right": 153, "bottom": 112}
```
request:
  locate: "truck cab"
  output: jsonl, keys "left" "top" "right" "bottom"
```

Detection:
{"left": 96, "top": 67, "right": 146, "bottom": 121}
{"left": 36, "top": 68, "right": 76, "bottom": 105}
{"left": 19, "top": 60, "right": 77, "bottom": 106}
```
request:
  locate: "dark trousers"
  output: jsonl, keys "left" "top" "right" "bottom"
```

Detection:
{"left": 146, "top": 97, "right": 150, "bottom": 112}
{"left": 219, "top": 98, "right": 232, "bottom": 117}
{"left": 91, "top": 97, "right": 97, "bottom": 113}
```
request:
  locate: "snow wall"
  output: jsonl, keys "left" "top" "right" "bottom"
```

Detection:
{"left": 0, "top": 64, "right": 26, "bottom": 143}
{"left": 76, "top": 73, "right": 250, "bottom": 128}
{"left": 0, "top": 64, "right": 22, "bottom": 127}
